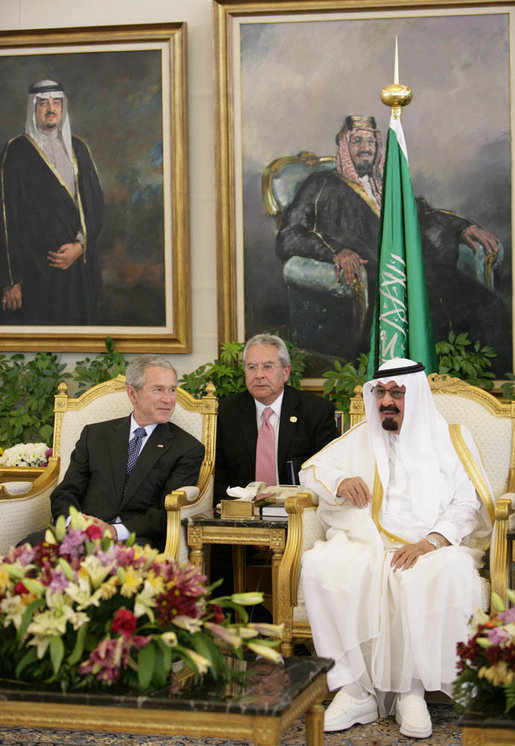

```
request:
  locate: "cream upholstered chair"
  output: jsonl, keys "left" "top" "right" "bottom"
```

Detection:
{"left": 275, "top": 374, "right": 515, "bottom": 655}
{"left": 0, "top": 476, "right": 53, "bottom": 556}
{"left": 0, "top": 376, "right": 217, "bottom": 561}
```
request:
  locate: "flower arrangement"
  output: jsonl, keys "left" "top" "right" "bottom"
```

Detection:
{"left": 0, "top": 508, "right": 282, "bottom": 694}
{"left": 0, "top": 442, "right": 51, "bottom": 467}
{"left": 454, "top": 591, "right": 515, "bottom": 719}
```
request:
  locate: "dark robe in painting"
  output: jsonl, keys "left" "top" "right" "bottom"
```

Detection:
{"left": 0, "top": 134, "right": 104, "bottom": 325}
{"left": 276, "top": 170, "right": 508, "bottom": 361}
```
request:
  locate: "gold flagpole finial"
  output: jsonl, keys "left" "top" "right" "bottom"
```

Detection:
{"left": 380, "top": 37, "right": 413, "bottom": 119}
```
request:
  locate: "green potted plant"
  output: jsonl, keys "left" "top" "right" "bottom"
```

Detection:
{"left": 435, "top": 331, "right": 497, "bottom": 390}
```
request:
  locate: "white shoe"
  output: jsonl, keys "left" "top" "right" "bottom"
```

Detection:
{"left": 324, "top": 688, "right": 378, "bottom": 732}
{"left": 395, "top": 693, "right": 432, "bottom": 739}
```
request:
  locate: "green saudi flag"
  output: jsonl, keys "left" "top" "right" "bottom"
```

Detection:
{"left": 367, "top": 114, "right": 437, "bottom": 377}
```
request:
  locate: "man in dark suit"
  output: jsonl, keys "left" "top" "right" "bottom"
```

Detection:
{"left": 215, "top": 333, "right": 338, "bottom": 500}
{"left": 25, "top": 354, "right": 204, "bottom": 551}
{"left": 212, "top": 334, "right": 338, "bottom": 604}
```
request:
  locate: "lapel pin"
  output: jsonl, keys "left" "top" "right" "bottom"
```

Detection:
{"left": 157, "top": 444, "right": 164, "bottom": 448}
{"left": 290, "top": 416, "right": 297, "bottom": 423}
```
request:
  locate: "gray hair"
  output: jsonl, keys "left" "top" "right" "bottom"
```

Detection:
{"left": 125, "top": 355, "right": 177, "bottom": 391}
{"left": 242, "top": 333, "right": 290, "bottom": 367}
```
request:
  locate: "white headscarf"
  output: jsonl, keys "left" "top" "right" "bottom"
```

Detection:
{"left": 25, "top": 79, "right": 73, "bottom": 162}
{"left": 362, "top": 357, "right": 459, "bottom": 527}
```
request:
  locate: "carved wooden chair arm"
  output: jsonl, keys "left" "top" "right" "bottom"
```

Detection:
{"left": 164, "top": 487, "right": 201, "bottom": 560}
{"left": 491, "top": 494, "right": 515, "bottom": 606}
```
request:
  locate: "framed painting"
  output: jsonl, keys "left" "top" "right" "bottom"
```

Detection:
{"left": 0, "top": 23, "right": 190, "bottom": 353}
{"left": 214, "top": 0, "right": 513, "bottom": 381}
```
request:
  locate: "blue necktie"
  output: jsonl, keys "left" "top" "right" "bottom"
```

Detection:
{"left": 125, "top": 426, "right": 147, "bottom": 489}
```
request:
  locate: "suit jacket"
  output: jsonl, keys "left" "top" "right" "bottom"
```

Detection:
{"left": 51, "top": 416, "right": 205, "bottom": 550}
{"left": 214, "top": 386, "right": 338, "bottom": 501}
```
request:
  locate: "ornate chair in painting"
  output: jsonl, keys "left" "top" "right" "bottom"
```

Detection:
{"left": 275, "top": 374, "right": 515, "bottom": 655}
{"left": 262, "top": 151, "right": 368, "bottom": 360}
{"left": 0, "top": 376, "right": 218, "bottom": 561}
{"left": 262, "top": 152, "right": 502, "bottom": 359}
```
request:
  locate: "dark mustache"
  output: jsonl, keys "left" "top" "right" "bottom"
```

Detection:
{"left": 380, "top": 404, "right": 400, "bottom": 414}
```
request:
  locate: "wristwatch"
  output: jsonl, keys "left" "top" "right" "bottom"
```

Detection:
{"left": 425, "top": 535, "right": 440, "bottom": 550}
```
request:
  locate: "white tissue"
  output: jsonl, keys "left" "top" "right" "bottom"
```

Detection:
{"left": 225, "top": 486, "right": 257, "bottom": 501}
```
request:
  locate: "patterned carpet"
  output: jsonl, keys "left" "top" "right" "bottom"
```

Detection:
{"left": 0, "top": 703, "right": 461, "bottom": 744}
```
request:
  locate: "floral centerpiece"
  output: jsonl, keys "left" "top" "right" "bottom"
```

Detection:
{"left": 0, "top": 508, "right": 282, "bottom": 693}
{"left": 0, "top": 442, "right": 51, "bottom": 467}
{"left": 454, "top": 590, "right": 515, "bottom": 719}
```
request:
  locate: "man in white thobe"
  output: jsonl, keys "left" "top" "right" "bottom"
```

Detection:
{"left": 300, "top": 357, "right": 493, "bottom": 739}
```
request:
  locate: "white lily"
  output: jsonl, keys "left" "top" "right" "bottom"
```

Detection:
{"left": 173, "top": 615, "right": 202, "bottom": 633}
{"left": 0, "top": 595, "right": 25, "bottom": 629}
{"left": 185, "top": 649, "right": 210, "bottom": 674}
{"left": 82, "top": 555, "right": 114, "bottom": 588}
{"left": 204, "top": 622, "right": 242, "bottom": 648}
{"left": 134, "top": 580, "right": 157, "bottom": 622}
{"left": 160, "top": 631, "right": 178, "bottom": 647}
{"left": 469, "top": 607, "right": 490, "bottom": 634}
{"left": 247, "top": 622, "right": 284, "bottom": 638}
{"left": 247, "top": 641, "right": 283, "bottom": 663}
{"left": 28, "top": 600, "right": 75, "bottom": 638}
{"left": 27, "top": 633, "right": 50, "bottom": 659}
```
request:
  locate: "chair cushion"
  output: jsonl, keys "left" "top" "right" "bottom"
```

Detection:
{"left": 0, "top": 481, "right": 32, "bottom": 496}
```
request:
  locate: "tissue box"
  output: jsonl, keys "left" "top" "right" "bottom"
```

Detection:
{"left": 220, "top": 500, "right": 258, "bottom": 520}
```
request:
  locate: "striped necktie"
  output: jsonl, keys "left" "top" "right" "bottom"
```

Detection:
{"left": 124, "top": 426, "right": 147, "bottom": 489}
{"left": 255, "top": 407, "right": 276, "bottom": 486}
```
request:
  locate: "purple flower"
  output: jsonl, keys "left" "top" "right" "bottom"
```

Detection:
{"left": 8, "top": 544, "right": 35, "bottom": 566}
{"left": 498, "top": 608, "right": 515, "bottom": 624}
{"left": 47, "top": 567, "right": 70, "bottom": 593}
{"left": 487, "top": 626, "right": 511, "bottom": 645}
{"left": 59, "top": 529, "right": 87, "bottom": 559}
{"left": 79, "top": 637, "right": 128, "bottom": 684}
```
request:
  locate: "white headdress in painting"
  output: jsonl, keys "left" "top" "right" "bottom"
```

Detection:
{"left": 25, "top": 79, "right": 73, "bottom": 162}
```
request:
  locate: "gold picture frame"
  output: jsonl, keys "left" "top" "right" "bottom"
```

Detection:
{"left": 0, "top": 23, "right": 190, "bottom": 353}
{"left": 214, "top": 0, "right": 513, "bottom": 381}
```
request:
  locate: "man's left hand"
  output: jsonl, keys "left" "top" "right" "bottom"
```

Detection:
{"left": 460, "top": 225, "right": 499, "bottom": 256}
{"left": 47, "top": 241, "right": 83, "bottom": 270}
{"left": 86, "top": 515, "right": 117, "bottom": 541}
{"left": 390, "top": 540, "right": 435, "bottom": 571}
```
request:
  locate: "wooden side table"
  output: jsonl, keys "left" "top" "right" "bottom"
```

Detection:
{"left": 186, "top": 516, "right": 287, "bottom": 624}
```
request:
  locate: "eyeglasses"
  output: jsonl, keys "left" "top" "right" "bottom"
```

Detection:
{"left": 244, "top": 363, "right": 282, "bottom": 373}
{"left": 372, "top": 386, "right": 406, "bottom": 400}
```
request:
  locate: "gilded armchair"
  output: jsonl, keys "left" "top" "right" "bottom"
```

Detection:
{"left": 0, "top": 376, "right": 218, "bottom": 561}
{"left": 275, "top": 374, "right": 515, "bottom": 655}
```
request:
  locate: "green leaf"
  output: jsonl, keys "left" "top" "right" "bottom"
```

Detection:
{"left": 14, "top": 647, "right": 38, "bottom": 678}
{"left": 67, "top": 622, "right": 89, "bottom": 666}
{"left": 151, "top": 642, "right": 168, "bottom": 688}
{"left": 155, "top": 635, "right": 173, "bottom": 676}
{"left": 504, "top": 681, "right": 515, "bottom": 714}
{"left": 137, "top": 641, "right": 156, "bottom": 690}
{"left": 49, "top": 635, "right": 65, "bottom": 675}
{"left": 17, "top": 598, "right": 45, "bottom": 642}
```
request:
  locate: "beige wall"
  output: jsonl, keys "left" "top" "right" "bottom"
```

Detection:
{"left": 0, "top": 0, "right": 218, "bottom": 378}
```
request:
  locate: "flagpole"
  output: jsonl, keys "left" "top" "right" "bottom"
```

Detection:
{"left": 380, "top": 39, "right": 413, "bottom": 120}
{"left": 367, "top": 40, "right": 438, "bottom": 376}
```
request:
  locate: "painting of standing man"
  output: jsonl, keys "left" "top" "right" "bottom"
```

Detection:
{"left": 0, "top": 79, "right": 104, "bottom": 325}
